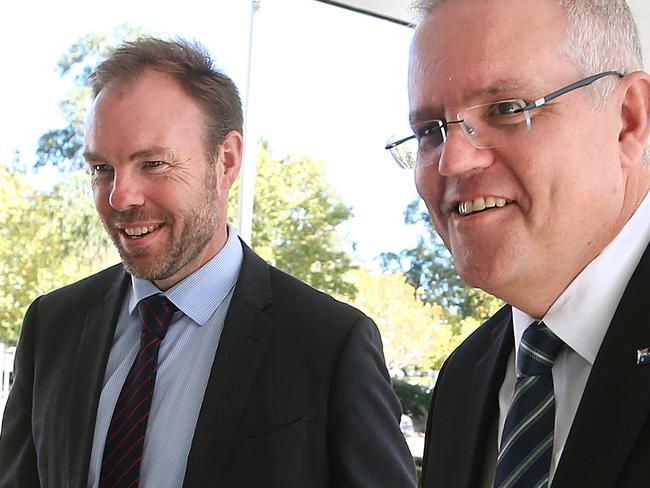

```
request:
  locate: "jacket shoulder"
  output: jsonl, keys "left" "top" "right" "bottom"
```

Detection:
{"left": 35, "top": 263, "right": 126, "bottom": 311}
{"left": 237, "top": 243, "right": 369, "bottom": 329}
{"left": 269, "top": 266, "right": 367, "bottom": 322}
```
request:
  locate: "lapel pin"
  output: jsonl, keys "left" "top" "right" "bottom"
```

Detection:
{"left": 637, "top": 347, "right": 650, "bottom": 366}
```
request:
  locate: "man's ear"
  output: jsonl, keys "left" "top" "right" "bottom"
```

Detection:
{"left": 217, "top": 130, "right": 243, "bottom": 189}
{"left": 618, "top": 71, "right": 650, "bottom": 168}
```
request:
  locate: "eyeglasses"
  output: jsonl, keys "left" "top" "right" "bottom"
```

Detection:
{"left": 385, "top": 71, "right": 624, "bottom": 169}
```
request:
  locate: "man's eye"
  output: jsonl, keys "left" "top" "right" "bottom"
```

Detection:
{"left": 415, "top": 120, "right": 443, "bottom": 141}
{"left": 488, "top": 101, "right": 521, "bottom": 116}
{"left": 145, "top": 160, "right": 163, "bottom": 168}
{"left": 413, "top": 120, "right": 445, "bottom": 152}
{"left": 484, "top": 101, "right": 527, "bottom": 127}
{"left": 92, "top": 164, "right": 113, "bottom": 173}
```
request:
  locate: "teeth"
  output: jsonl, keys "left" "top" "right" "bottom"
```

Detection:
{"left": 458, "top": 196, "right": 508, "bottom": 216}
{"left": 124, "top": 225, "right": 157, "bottom": 237}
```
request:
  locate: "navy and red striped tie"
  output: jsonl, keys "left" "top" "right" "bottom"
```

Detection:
{"left": 99, "top": 294, "right": 177, "bottom": 488}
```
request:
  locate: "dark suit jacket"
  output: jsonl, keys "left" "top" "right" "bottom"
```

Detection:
{"left": 422, "top": 243, "right": 650, "bottom": 488}
{"left": 0, "top": 243, "right": 416, "bottom": 487}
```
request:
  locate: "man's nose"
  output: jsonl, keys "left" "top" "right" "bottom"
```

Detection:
{"left": 437, "top": 124, "right": 494, "bottom": 177}
{"left": 108, "top": 172, "right": 145, "bottom": 211}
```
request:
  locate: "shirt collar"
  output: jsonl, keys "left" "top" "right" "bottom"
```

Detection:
{"left": 513, "top": 190, "right": 650, "bottom": 365}
{"left": 128, "top": 224, "right": 243, "bottom": 325}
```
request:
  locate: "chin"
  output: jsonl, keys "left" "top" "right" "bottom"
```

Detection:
{"left": 121, "top": 257, "right": 168, "bottom": 282}
{"left": 122, "top": 262, "right": 157, "bottom": 281}
{"left": 455, "top": 258, "right": 510, "bottom": 297}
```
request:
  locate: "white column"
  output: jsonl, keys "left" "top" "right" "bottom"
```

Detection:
{"left": 236, "top": 0, "right": 261, "bottom": 244}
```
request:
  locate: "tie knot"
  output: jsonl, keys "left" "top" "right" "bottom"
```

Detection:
{"left": 137, "top": 294, "right": 177, "bottom": 339}
{"left": 518, "top": 321, "right": 564, "bottom": 376}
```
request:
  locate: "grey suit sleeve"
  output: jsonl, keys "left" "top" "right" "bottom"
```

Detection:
{"left": 327, "top": 316, "right": 417, "bottom": 488}
{"left": 0, "top": 300, "right": 41, "bottom": 487}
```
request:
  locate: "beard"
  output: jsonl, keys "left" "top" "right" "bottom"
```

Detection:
{"left": 102, "top": 166, "right": 221, "bottom": 282}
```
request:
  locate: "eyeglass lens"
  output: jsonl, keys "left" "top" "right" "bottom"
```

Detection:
{"left": 388, "top": 99, "right": 530, "bottom": 169}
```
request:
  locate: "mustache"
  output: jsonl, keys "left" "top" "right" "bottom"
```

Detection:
{"left": 107, "top": 209, "right": 167, "bottom": 225}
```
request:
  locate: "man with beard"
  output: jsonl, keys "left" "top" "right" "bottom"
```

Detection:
{"left": 0, "top": 37, "right": 416, "bottom": 488}
{"left": 386, "top": 0, "right": 650, "bottom": 487}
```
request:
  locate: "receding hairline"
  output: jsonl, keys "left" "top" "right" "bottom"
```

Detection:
{"left": 87, "top": 36, "right": 244, "bottom": 157}
{"left": 92, "top": 66, "right": 189, "bottom": 100}
{"left": 89, "top": 37, "right": 217, "bottom": 96}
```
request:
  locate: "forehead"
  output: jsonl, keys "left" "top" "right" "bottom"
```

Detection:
{"left": 87, "top": 70, "right": 205, "bottom": 133}
{"left": 95, "top": 70, "right": 196, "bottom": 113}
{"left": 84, "top": 70, "right": 207, "bottom": 156}
{"left": 409, "top": 0, "right": 572, "bottom": 115}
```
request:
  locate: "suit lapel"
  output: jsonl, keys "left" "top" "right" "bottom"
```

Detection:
{"left": 183, "top": 243, "right": 276, "bottom": 487}
{"left": 65, "top": 266, "right": 129, "bottom": 488}
{"left": 552, "top": 244, "right": 650, "bottom": 488}
{"left": 460, "top": 307, "right": 514, "bottom": 488}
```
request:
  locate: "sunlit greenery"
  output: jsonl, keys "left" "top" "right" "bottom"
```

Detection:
{"left": 0, "top": 166, "right": 117, "bottom": 342}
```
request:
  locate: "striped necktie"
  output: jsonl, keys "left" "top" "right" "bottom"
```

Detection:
{"left": 99, "top": 294, "right": 177, "bottom": 488}
{"left": 494, "top": 321, "right": 564, "bottom": 488}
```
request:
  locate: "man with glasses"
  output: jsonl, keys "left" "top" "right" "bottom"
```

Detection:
{"left": 387, "top": 0, "right": 650, "bottom": 486}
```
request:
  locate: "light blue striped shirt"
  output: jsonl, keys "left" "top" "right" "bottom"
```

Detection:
{"left": 87, "top": 226, "right": 243, "bottom": 488}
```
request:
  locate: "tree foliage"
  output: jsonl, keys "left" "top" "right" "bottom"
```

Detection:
{"left": 0, "top": 166, "right": 117, "bottom": 343}
{"left": 380, "top": 198, "right": 502, "bottom": 324}
{"left": 36, "top": 25, "right": 145, "bottom": 172}
{"left": 392, "top": 378, "right": 432, "bottom": 431}
{"left": 229, "top": 142, "right": 357, "bottom": 299}
{"left": 347, "top": 269, "right": 467, "bottom": 372}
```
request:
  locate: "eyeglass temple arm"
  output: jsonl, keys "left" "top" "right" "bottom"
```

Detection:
{"left": 385, "top": 134, "right": 416, "bottom": 150}
{"left": 520, "top": 71, "right": 624, "bottom": 112}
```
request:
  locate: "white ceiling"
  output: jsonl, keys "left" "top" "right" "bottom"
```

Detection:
{"left": 326, "top": 0, "right": 650, "bottom": 69}
{"left": 315, "top": 0, "right": 414, "bottom": 25}
{"left": 630, "top": 0, "right": 650, "bottom": 66}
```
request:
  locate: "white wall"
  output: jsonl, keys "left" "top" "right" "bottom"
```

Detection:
{"left": 630, "top": 0, "right": 650, "bottom": 68}
{"left": 347, "top": 0, "right": 650, "bottom": 67}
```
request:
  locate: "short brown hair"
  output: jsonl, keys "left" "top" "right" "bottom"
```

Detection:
{"left": 90, "top": 37, "right": 243, "bottom": 158}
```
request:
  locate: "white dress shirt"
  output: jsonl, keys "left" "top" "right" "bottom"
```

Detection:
{"left": 497, "top": 191, "right": 650, "bottom": 484}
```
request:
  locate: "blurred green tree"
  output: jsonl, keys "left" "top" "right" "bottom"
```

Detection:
{"left": 345, "top": 270, "right": 445, "bottom": 372}
{"left": 379, "top": 198, "right": 503, "bottom": 367}
{"left": 229, "top": 142, "right": 357, "bottom": 299}
{"left": 0, "top": 166, "right": 117, "bottom": 342}
{"left": 380, "top": 198, "right": 502, "bottom": 323}
{"left": 36, "top": 25, "right": 145, "bottom": 172}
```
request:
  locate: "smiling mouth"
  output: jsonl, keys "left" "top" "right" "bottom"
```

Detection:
{"left": 458, "top": 196, "right": 511, "bottom": 216}
{"left": 121, "top": 224, "right": 162, "bottom": 239}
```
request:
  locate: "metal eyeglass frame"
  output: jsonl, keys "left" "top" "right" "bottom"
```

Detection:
{"left": 385, "top": 70, "right": 624, "bottom": 153}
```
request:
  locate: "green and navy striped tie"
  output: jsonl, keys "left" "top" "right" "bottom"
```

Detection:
{"left": 494, "top": 321, "right": 564, "bottom": 488}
